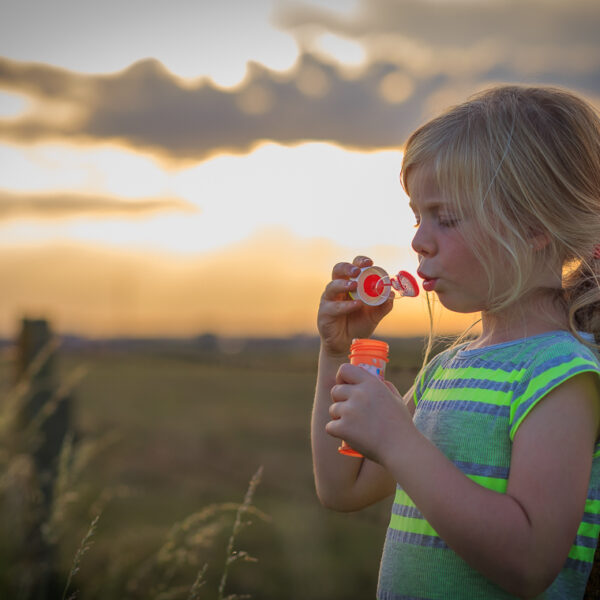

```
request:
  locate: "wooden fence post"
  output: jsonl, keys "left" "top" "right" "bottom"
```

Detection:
{"left": 14, "top": 317, "right": 70, "bottom": 599}
{"left": 16, "top": 318, "right": 71, "bottom": 502}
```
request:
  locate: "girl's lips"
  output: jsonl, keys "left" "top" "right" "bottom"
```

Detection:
{"left": 417, "top": 270, "right": 438, "bottom": 292}
{"left": 422, "top": 278, "right": 438, "bottom": 292}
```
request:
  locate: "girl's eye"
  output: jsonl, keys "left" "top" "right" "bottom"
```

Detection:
{"left": 439, "top": 217, "right": 459, "bottom": 228}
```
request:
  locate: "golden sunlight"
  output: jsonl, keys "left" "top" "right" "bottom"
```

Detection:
{"left": 0, "top": 142, "right": 415, "bottom": 253}
{"left": 0, "top": 232, "right": 476, "bottom": 339}
{"left": 314, "top": 33, "right": 367, "bottom": 68}
{"left": 0, "top": 140, "right": 476, "bottom": 338}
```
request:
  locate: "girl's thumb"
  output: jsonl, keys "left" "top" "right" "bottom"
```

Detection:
{"left": 384, "top": 380, "right": 401, "bottom": 398}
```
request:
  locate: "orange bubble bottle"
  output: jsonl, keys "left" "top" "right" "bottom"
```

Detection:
{"left": 338, "top": 338, "right": 389, "bottom": 458}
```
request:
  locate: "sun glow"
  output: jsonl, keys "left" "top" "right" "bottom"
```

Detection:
{"left": 314, "top": 33, "right": 367, "bottom": 68}
{"left": 0, "top": 141, "right": 417, "bottom": 254}
{"left": 0, "top": 137, "right": 468, "bottom": 337}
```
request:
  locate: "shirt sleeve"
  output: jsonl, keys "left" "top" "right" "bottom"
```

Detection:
{"left": 508, "top": 341, "right": 600, "bottom": 441}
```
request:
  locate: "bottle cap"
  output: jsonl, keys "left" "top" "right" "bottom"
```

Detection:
{"left": 349, "top": 338, "right": 389, "bottom": 364}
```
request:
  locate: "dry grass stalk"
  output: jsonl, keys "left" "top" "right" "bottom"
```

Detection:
{"left": 128, "top": 485, "right": 269, "bottom": 599}
{"left": 217, "top": 465, "right": 264, "bottom": 600}
{"left": 187, "top": 563, "right": 208, "bottom": 600}
{"left": 61, "top": 513, "right": 100, "bottom": 600}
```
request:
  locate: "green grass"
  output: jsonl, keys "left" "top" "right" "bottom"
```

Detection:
{"left": 0, "top": 339, "right": 425, "bottom": 599}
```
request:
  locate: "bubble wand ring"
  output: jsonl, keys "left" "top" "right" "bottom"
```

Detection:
{"left": 349, "top": 266, "right": 419, "bottom": 306}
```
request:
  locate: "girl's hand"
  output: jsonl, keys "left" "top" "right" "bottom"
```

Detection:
{"left": 317, "top": 256, "right": 393, "bottom": 357}
{"left": 326, "top": 363, "right": 412, "bottom": 464}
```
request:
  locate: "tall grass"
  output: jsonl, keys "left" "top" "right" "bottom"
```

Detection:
{"left": 62, "top": 514, "right": 100, "bottom": 600}
{"left": 125, "top": 469, "right": 269, "bottom": 599}
{"left": 0, "top": 342, "right": 268, "bottom": 599}
{"left": 217, "top": 466, "right": 264, "bottom": 600}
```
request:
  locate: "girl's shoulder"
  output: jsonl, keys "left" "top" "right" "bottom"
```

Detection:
{"left": 420, "top": 331, "right": 600, "bottom": 390}
{"left": 415, "top": 331, "right": 600, "bottom": 402}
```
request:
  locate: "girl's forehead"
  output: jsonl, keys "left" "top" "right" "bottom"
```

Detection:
{"left": 405, "top": 163, "right": 444, "bottom": 202}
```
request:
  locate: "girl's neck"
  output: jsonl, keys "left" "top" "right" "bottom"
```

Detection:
{"left": 468, "top": 290, "right": 569, "bottom": 350}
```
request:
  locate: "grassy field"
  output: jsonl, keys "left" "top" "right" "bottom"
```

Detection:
{"left": 0, "top": 336, "right": 427, "bottom": 599}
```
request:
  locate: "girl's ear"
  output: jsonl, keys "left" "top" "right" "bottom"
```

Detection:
{"left": 529, "top": 230, "right": 551, "bottom": 251}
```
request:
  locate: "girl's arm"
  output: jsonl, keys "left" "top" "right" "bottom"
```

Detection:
{"left": 312, "top": 348, "right": 401, "bottom": 510}
{"left": 328, "top": 365, "right": 600, "bottom": 598}
{"left": 312, "top": 255, "right": 399, "bottom": 511}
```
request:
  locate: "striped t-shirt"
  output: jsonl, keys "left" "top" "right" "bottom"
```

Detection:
{"left": 377, "top": 331, "right": 600, "bottom": 599}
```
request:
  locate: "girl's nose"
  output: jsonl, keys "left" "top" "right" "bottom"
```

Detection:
{"left": 411, "top": 225, "right": 435, "bottom": 257}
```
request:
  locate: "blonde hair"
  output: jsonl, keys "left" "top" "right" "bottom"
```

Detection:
{"left": 401, "top": 85, "right": 600, "bottom": 348}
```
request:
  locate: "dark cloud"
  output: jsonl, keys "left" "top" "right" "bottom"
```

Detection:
{"left": 0, "top": 55, "right": 431, "bottom": 160}
{"left": 275, "top": 0, "right": 600, "bottom": 98}
{"left": 0, "top": 0, "right": 599, "bottom": 163}
{"left": 276, "top": 0, "right": 600, "bottom": 49}
{"left": 0, "top": 188, "right": 196, "bottom": 220}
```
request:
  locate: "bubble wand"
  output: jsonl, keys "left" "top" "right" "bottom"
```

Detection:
{"left": 349, "top": 265, "right": 419, "bottom": 305}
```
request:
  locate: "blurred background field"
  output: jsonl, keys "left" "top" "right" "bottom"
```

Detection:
{"left": 0, "top": 329, "right": 428, "bottom": 599}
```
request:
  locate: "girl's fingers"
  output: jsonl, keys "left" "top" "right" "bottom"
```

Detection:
{"left": 322, "top": 278, "right": 357, "bottom": 300}
{"left": 329, "top": 402, "right": 340, "bottom": 419}
{"left": 329, "top": 386, "right": 352, "bottom": 421}
{"left": 331, "top": 383, "right": 350, "bottom": 403}
{"left": 325, "top": 418, "right": 342, "bottom": 438}
{"left": 330, "top": 257, "right": 373, "bottom": 284}
{"left": 319, "top": 299, "right": 362, "bottom": 320}
{"left": 332, "top": 261, "right": 361, "bottom": 280}
{"left": 352, "top": 256, "right": 373, "bottom": 268}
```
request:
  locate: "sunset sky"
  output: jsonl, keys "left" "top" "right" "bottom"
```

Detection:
{"left": 1, "top": 0, "right": 599, "bottom": 338}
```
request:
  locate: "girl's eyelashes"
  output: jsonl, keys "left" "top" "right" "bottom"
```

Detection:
{"left": 408, "top": 196, "right": 460, "bottom": 228}
{"left": 411, "top": 215, "right": 459, "bottom": 228}
{"left": 439, "top": 217, "right": 460, "bottom": 228}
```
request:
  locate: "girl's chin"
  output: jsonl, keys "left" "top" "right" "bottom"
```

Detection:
{"left": 435, "top": 291, "right": 484, "bottom": 314}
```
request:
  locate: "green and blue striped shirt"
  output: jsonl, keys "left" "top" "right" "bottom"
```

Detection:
{"left": 378, "top": 331, "right": 600, "bottom": 599}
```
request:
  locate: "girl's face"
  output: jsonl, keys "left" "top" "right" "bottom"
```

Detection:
{"left": 407, "top": 164, "right": 497, "bottom": 314}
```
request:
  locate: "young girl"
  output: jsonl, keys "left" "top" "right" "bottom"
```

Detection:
{"left": 312, "top": 85, "right": 600, "bottom": 599}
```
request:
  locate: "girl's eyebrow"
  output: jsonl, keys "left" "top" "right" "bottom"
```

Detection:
{"left": 408, "top": 199, "right": 449, "bottom": 211}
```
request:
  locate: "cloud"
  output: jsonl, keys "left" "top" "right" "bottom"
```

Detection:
{"left": 0, "top": 55, "right": 428, "bottom": 161}
{"left": 0, "top": 0, "right": 598, "bottom": 163}
{"left": 0, "top": 188, "right": 196, "bottom": 221}
{"left": 276, "top": 0, "right": 600, "bottom": 50}
{"left": 275, "top": 0, "right": 600, "bottom": 101}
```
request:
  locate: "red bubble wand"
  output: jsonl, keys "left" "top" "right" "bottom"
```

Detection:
{"left": 349, "top": 266, "right": 419, "bottom": 305}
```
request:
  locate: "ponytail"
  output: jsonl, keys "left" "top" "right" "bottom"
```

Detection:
{"left": 564, "top": 254, "right": 600, "bottom": 347}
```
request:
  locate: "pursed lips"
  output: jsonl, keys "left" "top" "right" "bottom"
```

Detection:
{"left": 417, "top": 269, "right": 438, "bottom": 292}
{"left": 417, "top": 269, "right": 435, "bottom": 280}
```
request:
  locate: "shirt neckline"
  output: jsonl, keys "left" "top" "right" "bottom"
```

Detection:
{"left": 456, "top": 330, "right": 592, "bottom": 359}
